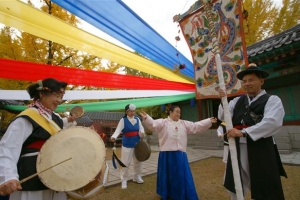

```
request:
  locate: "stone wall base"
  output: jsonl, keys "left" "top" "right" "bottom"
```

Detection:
{"left": 147, "top": 126, "right": 300, "bottom": 154}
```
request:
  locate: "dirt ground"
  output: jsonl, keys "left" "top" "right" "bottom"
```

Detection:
{"left": 68, "top": 148, "right": 300, "bottom": 200}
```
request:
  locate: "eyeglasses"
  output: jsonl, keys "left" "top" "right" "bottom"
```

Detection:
{"left": 51, "top": 92, "right": 64, "bottom": 99}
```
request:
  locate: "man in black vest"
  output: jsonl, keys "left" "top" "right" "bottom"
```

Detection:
{"left": 218, "top": 64, "right": 287, "bottom": 200}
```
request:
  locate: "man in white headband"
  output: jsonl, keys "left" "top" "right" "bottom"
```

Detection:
{"left": 110, "top": 104, "right": 145, "bottom": 189}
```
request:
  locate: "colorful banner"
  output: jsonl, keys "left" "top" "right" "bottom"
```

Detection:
{"left": 0, "top": 90, "right": 194, "bottom": 100}
{"left": 51, "top": 0, "right": 195, "bottom": 78}
{"left": 0, "top": 0, "right": 193, "bottom": 83}
{"left": 0, "top": 59, "right": 195, "bottom": 91}
{"left": 1, "top": 93, "right": 196, "bottom": 112}
{"left": 177, "top": 0, "right": 248, "bottom": 99}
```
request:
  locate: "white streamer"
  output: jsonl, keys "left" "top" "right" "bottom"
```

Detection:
{"left": 0, "top": 90, "right": 194, "bottom": 100}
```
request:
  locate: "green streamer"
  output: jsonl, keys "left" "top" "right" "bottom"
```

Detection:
{"left": 1, "top": 93, "right": 196, "bottom": 113}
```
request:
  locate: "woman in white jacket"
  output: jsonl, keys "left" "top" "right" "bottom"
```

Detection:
{"left": 0, "top": 78, "right": 76, "bottom": 200}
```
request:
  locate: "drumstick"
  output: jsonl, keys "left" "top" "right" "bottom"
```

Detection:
{"left": 19, "top": 157, "right": 72, "bottom": 184}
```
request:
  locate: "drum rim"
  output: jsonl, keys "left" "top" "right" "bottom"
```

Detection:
{"left": 66, "top": 162, "right": 109, "bottom": 199}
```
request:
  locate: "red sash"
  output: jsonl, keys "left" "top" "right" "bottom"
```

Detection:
{"left": 233, "top": 125, "right": 249, "bottom": 130}
{"left": 26, "top": 140, "right": 46, "bottom": 150}
{"left": 124, "top": 131, "right": 138, "bottom": 137}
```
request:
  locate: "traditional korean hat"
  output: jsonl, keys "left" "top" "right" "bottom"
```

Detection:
{"left": 237, "top": 63, "right": 269, "bottom": 80}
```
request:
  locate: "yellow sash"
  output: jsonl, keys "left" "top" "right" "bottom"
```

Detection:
{"left": 18, "top": 109, "right": 59, "bottom": 135}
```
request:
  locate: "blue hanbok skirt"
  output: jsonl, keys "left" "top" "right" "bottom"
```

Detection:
{"left": 157, "top": 151, "right": 199, "bottom": 200}
{"left": 0, "top": 195, "right": 9, "bottom": 200}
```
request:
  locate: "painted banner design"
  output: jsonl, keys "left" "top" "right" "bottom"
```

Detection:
{"left": 177, "top": 0, "right": 248, "bottom": 99}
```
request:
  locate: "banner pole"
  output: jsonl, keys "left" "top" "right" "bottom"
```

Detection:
{"left": 203, "top": 1, "right": 244, "bottom": 199}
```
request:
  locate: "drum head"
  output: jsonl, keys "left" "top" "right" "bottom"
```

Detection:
{"left": 134, "top": 140, "right": 151, "bottom": 162}
{"left": 37, "top": 126, "right": 106, "bottom": 192}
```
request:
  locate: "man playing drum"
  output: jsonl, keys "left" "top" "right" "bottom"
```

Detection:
{"left": 0, "top": 78, "right": 76, "bottom": 200}
{"left": 110, "top": 104, "right": 145, "bottom": 189}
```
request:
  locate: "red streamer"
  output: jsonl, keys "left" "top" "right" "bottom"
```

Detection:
{"left": 0, "top": 58, "right": 195, "bottom": 91}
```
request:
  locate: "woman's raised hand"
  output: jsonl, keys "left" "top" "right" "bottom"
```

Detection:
{"left": 139, "top": 111, "right": 148, "bottom": 120}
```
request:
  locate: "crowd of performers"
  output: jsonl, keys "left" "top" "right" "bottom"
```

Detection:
{"left": 0, "top": 64, "right": 288, "bottom": 200}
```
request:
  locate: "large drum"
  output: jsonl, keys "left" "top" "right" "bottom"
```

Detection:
{"left": 37, "top": 126, "right": 108, "bottom": 199}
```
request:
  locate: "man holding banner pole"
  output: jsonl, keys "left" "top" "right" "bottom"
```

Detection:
{"left": 218, "top": 64, "right": 287, "bottom": 200}
{"left": 174, "top": 0, "right": 279, "bottom": 198}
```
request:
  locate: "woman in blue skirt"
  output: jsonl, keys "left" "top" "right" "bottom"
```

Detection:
{"left": 140, "top": 106, "right": 216, "bottom": 200}
{"left": 0, "top": 195, "right": 9, "bottom": 200}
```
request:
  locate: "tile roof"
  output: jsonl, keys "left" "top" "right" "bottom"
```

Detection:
{"left": 83, "top": 111, "right": 124, "bottom": 121}
{"left": 76, "top": 116, "right": 93, "bottom": 126}
{"left": 247, "top": 24, "right": 300, "bottom": 57}
{"left": 0, "top": 100, "right": 24, "bottom": 106}
{"left": 76, "top": 111, "right": 125, "bottom": 127}
{"left": 0, "top": 89, "right": 25, "bottom": 106}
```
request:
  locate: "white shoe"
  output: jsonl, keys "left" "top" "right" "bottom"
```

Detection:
{"left": 121, "top": 180, "right": 127, "bottom": 189}
{"left": 133, "top": 176, "right": 144, "bottom": 184}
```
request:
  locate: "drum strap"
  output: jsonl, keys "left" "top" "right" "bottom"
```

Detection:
{"left": 18, "top": 109, "right": 59, "bottom": 135}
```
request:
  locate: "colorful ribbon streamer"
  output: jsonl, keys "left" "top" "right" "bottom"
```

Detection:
{"left": 0, "top": 0, "right": 193, "bottom": 83}
{"left": 0, "top": 90, "right": 194, "bottom": 100}
{"left": 0, "top": 58, "right": 195, "bottom": 91}
{"left": 1, "top": 93, "right": 196, "bottom": 112}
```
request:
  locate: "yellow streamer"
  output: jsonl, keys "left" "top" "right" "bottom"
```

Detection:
{"left": 0, "top": 0, "right": 194, "bottom": 84}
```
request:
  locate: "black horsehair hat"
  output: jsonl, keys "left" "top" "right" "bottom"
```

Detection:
{"left": 236, "top": 64, "right": 269, "bottom": 80}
